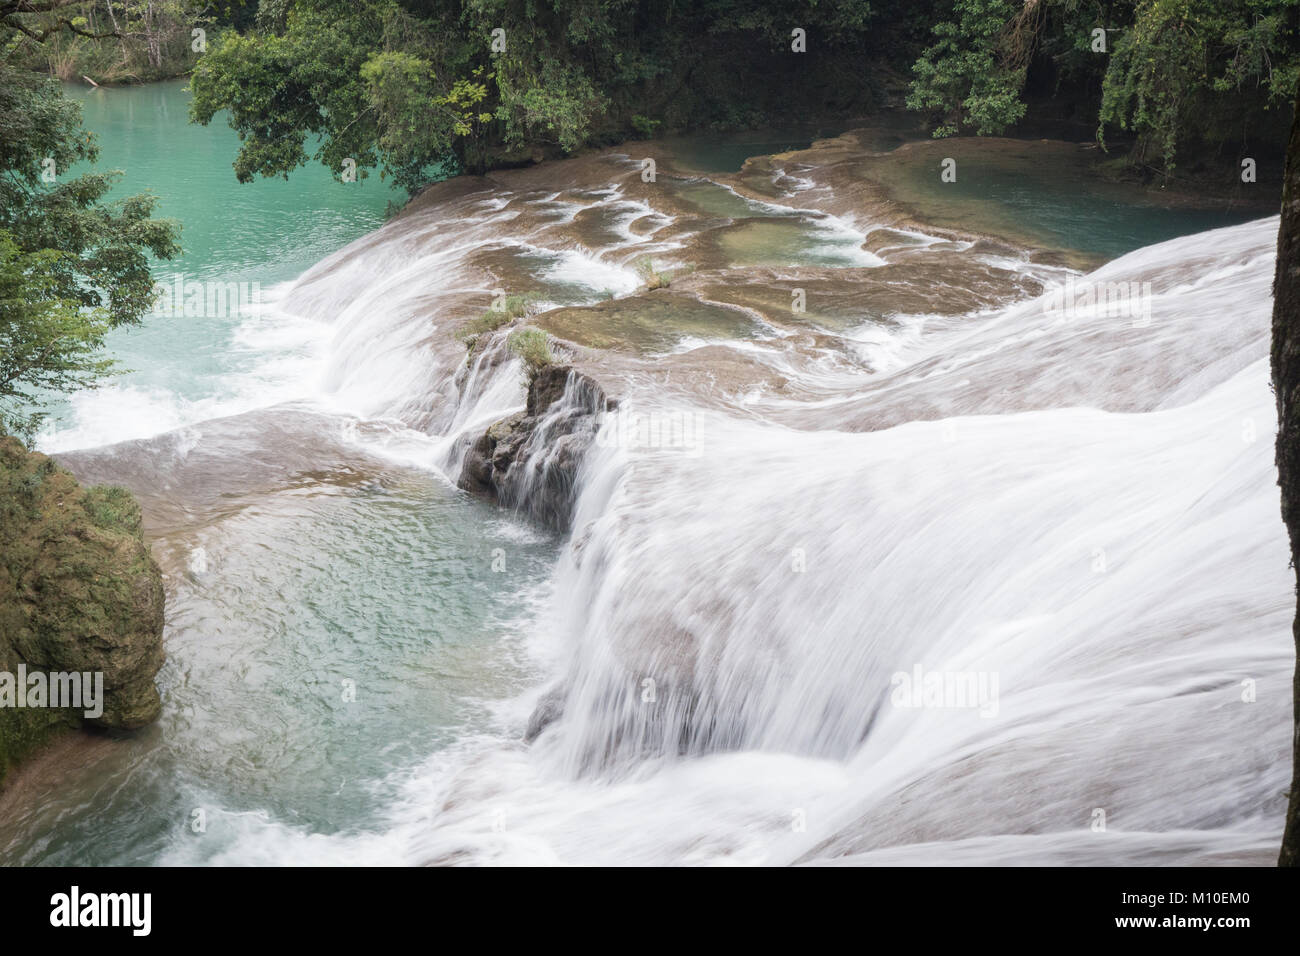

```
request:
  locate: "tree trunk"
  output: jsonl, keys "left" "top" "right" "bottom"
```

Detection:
{"left": 1272, "top": 84, "right": 1300, "bottom": 867}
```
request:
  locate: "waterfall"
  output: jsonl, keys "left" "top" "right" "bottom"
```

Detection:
{"left": 258, "top": 163, "right": 1290, "bottom": 863}
{"left": 17, "top": 85, "right": 1287, "bottom": 870}
{"left": 397, "top": 216, "right": 1292, "bottom": 864}
{"left": 63, "top": 153, "right": 1288, "bottom": 865}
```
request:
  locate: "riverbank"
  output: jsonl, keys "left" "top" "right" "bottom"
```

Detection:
{"left": 7, "top": 4, "right": 210, "bottom": 86}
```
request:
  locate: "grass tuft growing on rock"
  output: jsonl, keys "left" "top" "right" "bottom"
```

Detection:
{"left": 635, "top": 257, "right": 673, "bottom": 290}
{"left": 507, "top": 326, "right": 556, "bottom": 378}
{"left": 457, "top": 293, "right": 538, "bottom": 351}
{"left": 82, "top": 486, "right": 142, "bottom": 531}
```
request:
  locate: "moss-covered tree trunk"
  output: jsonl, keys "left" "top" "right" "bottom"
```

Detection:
{"left": 1272, "top": 85, "right": 1300, "bottom": 867}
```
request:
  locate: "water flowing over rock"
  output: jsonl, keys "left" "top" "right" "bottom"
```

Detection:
{"left": 458, "top": 365, "right": 614, "bottom": 533}
{"left": 0, "top": 437, "right": 165, "bottom": 787}
{"left": 476, "top": 217, "right": 1291, "bottom": 866}
{"left": 9, "top": 112, "right": 1288, "bottom": 865}
{"left": 264, "top": 141, "right": 1288, "bottom": 864}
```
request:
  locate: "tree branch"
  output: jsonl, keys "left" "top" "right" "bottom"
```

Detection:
{"left": 3, "top": 0, "right": 122, "bottom": 43}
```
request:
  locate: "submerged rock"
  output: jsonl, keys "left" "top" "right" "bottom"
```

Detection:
{"left": 0, "top": 436, "right": 165, "bottom": 788}
{"left": 524, "top": 684, "right": 567, "bottom": 743}
{"left": 458, "top": 365, "right": 614, "bottom": 533}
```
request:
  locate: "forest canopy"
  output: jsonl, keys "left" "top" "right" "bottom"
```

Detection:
{"left": 908, "top": 0, "right": 1300, "bottom": 170}
{"left": 6, "top": 1, "right": 1296, "bottom": 187}
{"left": 180, "top": 0, "right": 1299, "bottom": 186}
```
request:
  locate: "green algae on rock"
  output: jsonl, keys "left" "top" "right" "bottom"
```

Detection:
{"left": 0, "top": 436, "right": 165, "bottom": 788}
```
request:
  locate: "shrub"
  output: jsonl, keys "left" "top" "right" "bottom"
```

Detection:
{"left": 507, "top": 326, "right": 555, "bottom": 377}
{"left": 635, "top": 257, "right": 672, "bottom": 290}
{"left": 457, "top": 293, "right": 537, "bottom": 345}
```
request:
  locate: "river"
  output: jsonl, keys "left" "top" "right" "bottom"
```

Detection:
{"left": 0, "top": 79, "right": 1287, "bottom": 866}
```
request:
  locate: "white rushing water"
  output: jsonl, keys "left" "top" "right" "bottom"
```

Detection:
{"left": 23, "top": 86, "right": 1286, "bottom": 868}
{"left": 139, "top": 200, "right": 1290, "bottom": 865}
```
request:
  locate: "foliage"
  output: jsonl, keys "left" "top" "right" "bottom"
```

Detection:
{"left": 3, "top": 0, "right": 222, "bottom": 83}
{"left": 635, "top": 256, "right": 672, "bottom": 290}
{"left": 0, "top": 235, "right": 114, "bottom": 439}
{"left": 909, "top": 0, "right": 1299, "bottom": 169}
{"left": 907, "top": 0, "right": 1030, "bottom": 137}
{"left": 185, "top": 0, "right": 919, "bottom": 191}
{"left": 456, "top": 291, "right": 536, "bottom": 348}
{"left": 1100, "top": 0, "right": 1300, "bottom": 169}
{"left": 507, "top": 325, "right": 554, "bottom": 377}
{"left": 0, "top": 61, "right": 180, "bottom": 438}
{"left": 359, "top": 49, "right": 460, "bottom": 190}
{"left": 190, "top": 1, "right": 392, "bottom": 184}
{"left": 630, "top": 114, "right": 661, "bottom": 138}
{"left": 12, "top": 0, "right": 1296, "bottom": 205}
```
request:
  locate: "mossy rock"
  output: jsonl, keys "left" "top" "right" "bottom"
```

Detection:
{"left": 0, "top": 436, "right": 164, "bottom": 787}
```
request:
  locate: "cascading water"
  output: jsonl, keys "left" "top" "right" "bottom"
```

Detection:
{"left": 378, "top": 216, "right": 1291, "bottom": 866}
{"left": 6, "top": 95, "right": 1287, "bottom": 866}
{"left": 260, "top": 189, "right": 1290, "bottom": 864}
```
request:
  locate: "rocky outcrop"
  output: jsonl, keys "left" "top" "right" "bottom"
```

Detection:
{"left": 1273, "top": 85, "right": 1300, "bottom": 868}
{"left": 0, "top": 436, "right": 165, "bottom": 788}
{"left": 458, "top": 364, "right": 614, "bottom": 533}
{"left": 524, "top": 684, "right": 567, "bottom": 743}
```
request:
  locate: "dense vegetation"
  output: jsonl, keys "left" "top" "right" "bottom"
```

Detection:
{"left": 179, "top": 0, "right": 1300, "bottom": 187}
{"left": 1, "top": 12, "right": 181, "bottom": 439}
{"left": 183, "top": 0, "right": 894, "bottom": 187}
{"left": 6, "top": 2, "right": 1295, "bottom": 187}
{"left": 4, "top": 1, "right": 254, "bottom": 82}
{"left": 910, "top": 0, "right": 1300, "bottom": 172}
